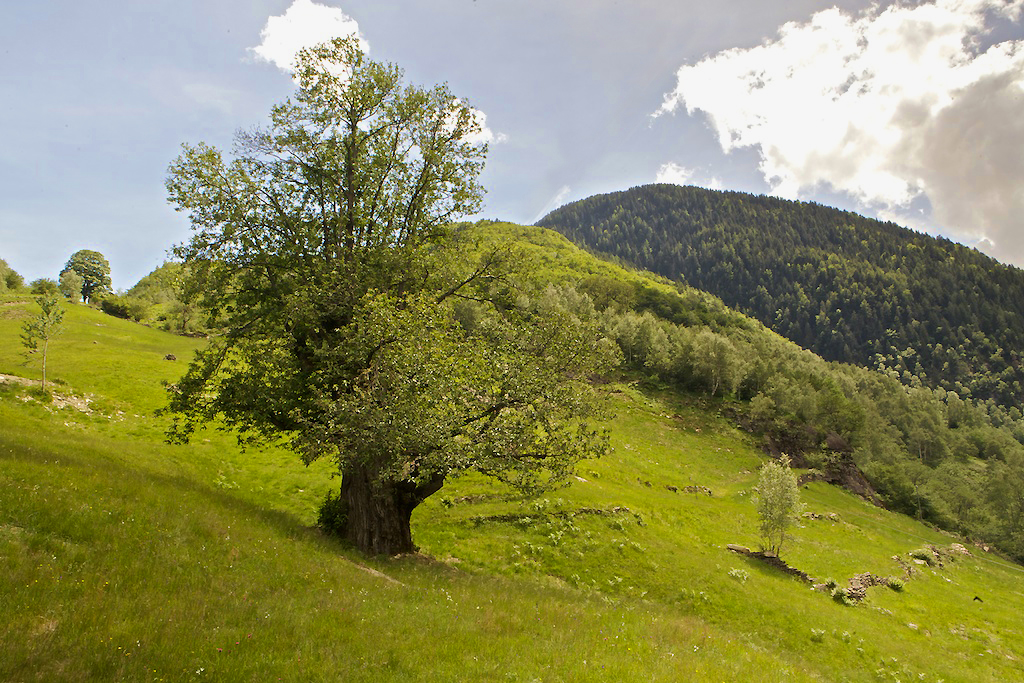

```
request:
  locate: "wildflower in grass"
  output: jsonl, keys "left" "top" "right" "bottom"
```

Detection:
{"left": 727, "top": 568, "right": 749, "bottom": 583}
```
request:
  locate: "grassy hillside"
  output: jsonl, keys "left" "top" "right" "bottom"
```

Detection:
{"left": 3, "top": 258, "right": 1024, "bottom": 681}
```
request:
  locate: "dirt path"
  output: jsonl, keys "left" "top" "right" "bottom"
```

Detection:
{"left": 1, "top": 374, "right": 95, "bottom": 413}
{"left": 0, "top": 373, "right": 35, "bottom": 386}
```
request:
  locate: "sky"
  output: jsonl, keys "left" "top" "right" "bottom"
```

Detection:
{"left": 2, "top": 0, "right": 1022, "bottom": 289}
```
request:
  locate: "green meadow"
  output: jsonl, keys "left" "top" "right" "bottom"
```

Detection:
{"left": 3, "top": 293, "right": 1023, "bottom": 682}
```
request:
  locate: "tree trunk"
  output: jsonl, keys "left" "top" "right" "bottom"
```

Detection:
{"left": 41, "top": 338, "right": 48, "bottom": 391}
{"left": 339, "top": 463, "right": 445, "bottom": 555}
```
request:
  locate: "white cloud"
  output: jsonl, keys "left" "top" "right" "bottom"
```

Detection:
{"left": 655, "top": 162, "right": 724, "bottom": 191}
{"left": 458, "top": 103, "right": 508, "bottom": 146}
{"left": 655, "top": 162, "right": 694, "bottom": 186}
{"left": 250, "top": 4, "right": 504, "bottom": 147}
{"left": 250, "top": 0, "right": 368, "bottom": 72}
{"left": 532, "top": 185, "right": 572, "bottom": 224}
{"left": 655, "top": 0, "right": 1024, "bottom": 266}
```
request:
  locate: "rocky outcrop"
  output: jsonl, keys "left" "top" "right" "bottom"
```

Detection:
{"left": 726, "top": 544, "right": 813, "bottom": 583}
{"left": 796, "top": 453, "right": 883, "bottom": 507}
{"left": 845, "top": 572, "right": 888, "bottom": 602}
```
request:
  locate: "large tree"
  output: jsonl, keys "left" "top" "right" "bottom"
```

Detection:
{"left": 164, "top": 38, "right": 612, "bottom": 555}
{"left": 62, "top": 249, "right": 111, "bottom": 302}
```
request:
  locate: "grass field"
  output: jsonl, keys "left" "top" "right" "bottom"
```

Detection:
{"left": 3, "top": 295, "right": 1023, "bottom": 681}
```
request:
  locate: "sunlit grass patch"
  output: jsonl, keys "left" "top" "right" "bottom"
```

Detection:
{"left": 2, "top": 296, "right": 1024, "bottom": 681}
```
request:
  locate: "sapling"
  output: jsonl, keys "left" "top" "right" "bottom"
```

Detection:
{"left": 755, "top": 454, "right": 805, "bottom": 556}
{"left": 21, "top": 291, "right": 64, "bottom": 391}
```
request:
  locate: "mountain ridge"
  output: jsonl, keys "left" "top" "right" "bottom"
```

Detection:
{"left": 538, "top": 183, "right": 1024, "bottom": 405}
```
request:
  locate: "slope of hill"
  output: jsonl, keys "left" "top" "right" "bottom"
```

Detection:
{"left": 537, "top": 184, "right": 1024, "bottom": 405}
{"left": 4, "top": 228, "right": 1024, "bottom": 681}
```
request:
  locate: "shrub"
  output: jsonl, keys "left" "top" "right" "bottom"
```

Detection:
{"left": 1, "top": 260, "right": 24, "bottom": 291}
{"left": 30, "top": 278, "right": 59, "bottom": 296}
{"left": 886, "top": 577, "right": 905, "bottom": 592}
{"left": 908, "top": 548, "right": 935, "bottom": 566}
{"left": 101, "top": 295, "right": 149, "bottom": 322}
{"left": 831, "top": 586, "right": 854, "bottom": 606}
{"left": 317, "top": 489, "right": 347, "bottom": 536}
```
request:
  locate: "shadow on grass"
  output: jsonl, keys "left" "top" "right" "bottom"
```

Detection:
{"left": 735, "top": 552, "right": 816, "bottom": 584}
{"left": 0, "top": 422, "right": 363, "bottom": 562}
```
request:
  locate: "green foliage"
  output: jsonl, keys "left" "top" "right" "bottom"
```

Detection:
{"left": 126, "top": 261, "right": 182, "bottom": 305}
{"left": 62, "top": 249, "right": 111, "bottom": 302}
{"left": 908, "top": 548, "right": 935, "bottom": 566}
{"left": 317, "top": 488, "right": 348, "bottom": 535}
{"left": 0, "top": 258, "right": 25, "bottom": 293}
{"left": 29, "top": 278, "right": 58, "bottom": 296}
{"left": 830, "top": 585, "right": 854, "bottom": 606}
{"left": 127, "top": 261, "right": 220, "bottom": 335}
{"left": 690, "top": 328, "right": 742, "bottom": 397}
{"left": 20, "top": 292, "right": 65, "bottom": 390}
{"left": 99, "top": 293, "right": 148, "bottom": 321}
{"left": 756, "top": 454, "right": 805, "bottom": 556}
{"left": 58, "top": 269, "right": 83, "bottom": 300}
{"left": 164, "top": 38, "right": 610, "bottom": 555}
{"left": 886, "top": 577, "right": 905, "bottom": 592}
{"left": 540, "top": 184, "right": 1024, "bottom": 406}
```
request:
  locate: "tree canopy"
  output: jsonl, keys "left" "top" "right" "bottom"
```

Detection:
{"left": 0, "top": 258, "right": 24, "bottom": 293}
{"left": 58, "top": 270, "right": 84, "bottom": 300}
{"left": 756, "top": 454, "right": 804, "bottom": 557}
{"left": 62, "top": 249, "right": 111, "bottom": 303}
{"left": 164, "top": 38, "right": 612, "bottom": 555}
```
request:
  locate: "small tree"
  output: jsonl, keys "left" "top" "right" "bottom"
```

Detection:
{"left": 21, "top": 292, "right": 65, "bottom": 391}
{"left": 63, "top": 249, "right": 112, "bottom": 302}
{"left": 756, "top": 454, "right": 805, "bottom": 556}
{"left": 59, "top": 269, "right": 84, "bottom": 300}
{"left": 691, "top": 328, "right": 744, "bottom": 397}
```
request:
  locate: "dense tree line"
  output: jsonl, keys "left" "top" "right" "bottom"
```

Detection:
{"left": 125, "top": 262, "right": 212, "bottom": 334}
{"left": 538, "top": 184, "right": 1024, "bottom": 405}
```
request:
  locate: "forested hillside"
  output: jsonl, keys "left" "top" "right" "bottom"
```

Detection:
{"left": 538, "top": 184, "right": 1024, "bottom": 405}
